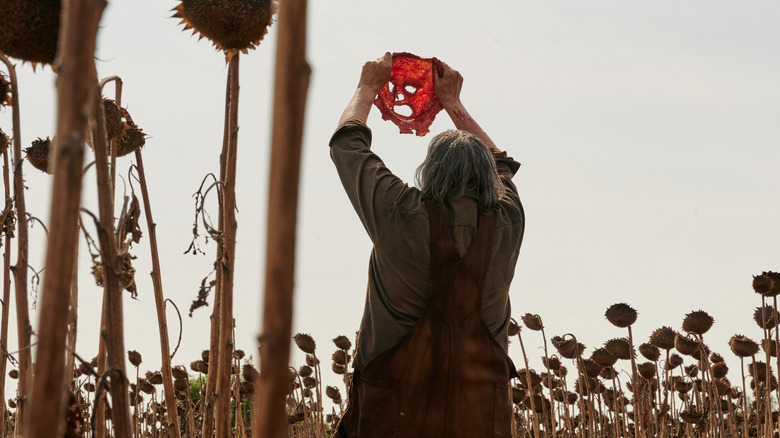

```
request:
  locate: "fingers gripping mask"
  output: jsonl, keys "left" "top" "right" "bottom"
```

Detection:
{"left": 374, "top": 52, "right": 444, "bottom": 136}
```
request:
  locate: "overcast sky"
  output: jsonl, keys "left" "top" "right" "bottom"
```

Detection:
{"left": 1, "top": 0, "right": 779, "bottom": 403}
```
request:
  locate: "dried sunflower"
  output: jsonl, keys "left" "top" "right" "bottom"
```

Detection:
{"left": 604, "top": 303, "right": 637, "bottom": 328}
{"left": 172, "top": 0, "right": 277, "bottom": 59}
{"left": 25, "top": 137, "right": 51, "bottom": 173}
{"left": 0, "top": 0, "right": 60, "bottom": 65}
{"left": 0, "top": 73, "right": 11, "bottom": 107}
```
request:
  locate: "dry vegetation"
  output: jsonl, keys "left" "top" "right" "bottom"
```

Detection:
{"left": 0, "top": 1, "right": 776, "bottom": 438}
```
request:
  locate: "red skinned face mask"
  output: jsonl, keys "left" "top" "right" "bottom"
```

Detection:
{"left": 374, "top": 52, "right": 443, "bottom": 137}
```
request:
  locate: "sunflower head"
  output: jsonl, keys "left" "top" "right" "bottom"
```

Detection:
{"left": 25, "top": 137, "right": 52, "bottom": 173}
{"left": 0, "top": 128, "right": 9, "bottom": 156}
{"left": 173, "top": 0, "right": 278, "bottom": 59}
{"left": 0, "top": 0, "right": 60, "bottom": 66}
{"left": 0, "top": 73, "right": 11, "bottom": 107}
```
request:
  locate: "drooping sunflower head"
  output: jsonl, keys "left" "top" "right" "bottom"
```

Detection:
{"left": 0, "top": 0, "right": 60, "bottom": 66}
{"left": 0, "top": 73, "right": 11, "bottom": 107}
{"left": 0, "top": 128, "right": 9, "bottom": 156}
{"left": 25, "top": 137, "right": 52, "bottom": 174}
{"left": 172, "top": 0, "right": 277, "bottom": 58}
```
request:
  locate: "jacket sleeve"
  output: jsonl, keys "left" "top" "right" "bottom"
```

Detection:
{"left": 329, "top": 119, "right": 410, "bottom": 244}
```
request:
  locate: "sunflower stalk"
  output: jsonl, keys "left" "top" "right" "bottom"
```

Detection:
{"left": 213, "top": 52, "right": 240, "bottom": 438}
{"left": 0, "top": 104, "right": 12, "bottom": 438}
{"left": 254, "top": 0, "right": 310, "bottom": 436}
{"left": 0, "top": 53, "right": 32, "bottom": 435}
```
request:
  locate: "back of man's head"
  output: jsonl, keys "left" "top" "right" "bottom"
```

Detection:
{"left": 415, "top": 130, "right": 504, "bottom": 211}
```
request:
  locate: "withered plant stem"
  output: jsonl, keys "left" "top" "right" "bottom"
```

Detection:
{"left": 62, "top": 250, "right": 79, "bottom": 425}
{"left": 93, "top": 289, "right": 108, "bottom": 437}
{"left": 92, "top": 74, "right": 122, "bottom": 438}
{"left": 514, "top": 327, "right": 540, "bottom": 438}
{"left": 202, "top": 52, "right": 232, "bottom": 438}
{"left": 625, "top": 326, "right": 642, "bottom": 438}
{"left": 133, "top": 143, "right": 182, "bottom": 438}
{"left": 89, "top": 76, "right": 133, "bottom": 436}
{"left": 214, "top": 53, "right": 240, "bottom": 438}
{"left": 26, "top": 0, "right": 107, "bottom": 435}
{"left": 739, "top": 356, "right": 748, "bottom": 438}
{"left": 0, "top": 54, "right": 32, "bottom": 435}
{"left": 255, "top": 0, "right": 311, "bottom": 436}
{"left": 0, "top": 113, "right": 11, "bottom": 437}
{"left": 760, "top": 296, "right": 773, "bottom": 436}
{"left": 774, "top": 295, "right": 780, "bottom": 426}
{"left": 539, "top": 327, "right": 556, "bottom": 438}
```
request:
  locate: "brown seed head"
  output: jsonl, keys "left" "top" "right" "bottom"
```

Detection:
{"left": 172, "top": 366, "right": 188, "bottom": 380}
{"left": 579, "top": 358, "right": 603, "bottom": 379}
{"left": 172, "top": 0, "right": 277, "bottom": 58}
{"left": 25, "top": 137, "right": 52, "bottom": 174}
{"left": 521, "top": 313, "right": 543, "bottom": 331}
{"left": 242, "top": 364, "right": 258, "bottom": 382}
{"left": 753, "top": 273, "right": 776, "bottom": 296}
{"left": 542, "top": 356, "right": 561, "bottom": 371}
{"left": 333, "top": 335, "right": 352, "bottom": 351}
{"left": 729, "top": 334, "right": 759, "bottom": 358}
{"left": 302, "top": 376, "right": 316, "bottom": 388}
{"left": 0, "top": 74, "right": 10, "bottom": 108}
{"left": 298, "top": 365, "right": 313, "bottom": 378}
{"left": 763, "top": 339, "right": 779, "bottom": 358}
{"left": 599, "top": 366, "right": 618, "bottom": 380}
{"left": 332, "top": 363, "right": 345, "bottom": 375}
{"left": 639, "top": 343, "right": 661, "bottom": 362}
{"left": 710, "top": 352, "right": 725, "bottom": 363}
{"left": 234, "top": 349, "right": 245, "bottom": 360}
{"left": 684, "top": 364, "right": 699, "bottom": 378}
{"left": 116, "top": 127, "right": 146, "bottom": 157}
{"left": 146, "top": 371, "right": 164, "bottom": 385}
{"left": 754, "top": 306, "right": 779, "bottom": 329}
{"left": 714, "top": 378, "right": 731, "bottom": 396}
{"left": 196, "top": 360, "right": 209, "bottom": 374}
{"left": 0, "top": 128, "right": 9, "bottom": 156}
{"left": 551, "top": 336, "right": 585, "bottom": 359}
{"left": 604, "top": 303, "right": 637, "bottom": 328}
{"left": 127, "top": 350, "right": 142, "bottom": 367}
{"left": 604, "top": 338, "right": 632, "bottom": 361}
{"left": 637, "top": 362, "right": 656, "bottom": 380}
{"left": 666, "top": 353, "right": 684, "bottom": 370}
{"left": 325, "top": 386, "right": 341, "bottom": 401}
{"left": 508, "top": 319, "right": 520, "bottom": 337}
{"left": 674, "top": 380, "right": 693, "bottom": 393}
{"left": 306, "top": 354, "right": 319, "bottom": 367}
{"left": 332, "top": 350, "right": 350, "bottom": 366}
{"left": 138, "top": 379, "right": 155, "bottom": 394}
{"left": 103, "top": 99, "right": 124, "bottom": 141}
{"left": 650, "top": 326, "right": 677, "bottom": 350}
{"left": 201, "top": 350, "right": 210, "bottom": 363}
{"left": 174, "top": 379, "right": 188, "bottom": 392}
{"left": 8, "top": 369, "right": 18, "bottom": 379}
{"left": 748, "top": 361, "right": 771, "bottom": 382}
{"left": 591, "top": 348, "right": 617, "bottom": 367}
{"left": 0, "top": 0, "right": 60, "bottom": 65}
{"left": 294, "top": 333, "right": 316, "bottom": 354}
{"left": 674, "top": 333, "right": 700, "bottom": 356}
{"left": 712, "top": 361, "right": 729, "bottom": 379}
{"left": 517, "top": 368, "right": 543, "bottom": 389}
{"left": 682, "top": 310, "right": 714, "bottom": 335}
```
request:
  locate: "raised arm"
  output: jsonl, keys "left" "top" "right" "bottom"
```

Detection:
{"left": 433, "top": 61, "right": 503, "bottom": 155}
{"left": 338, "top": 52, "right": 393, "bottom": 127}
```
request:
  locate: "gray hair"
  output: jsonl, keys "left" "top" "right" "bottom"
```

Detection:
{"left": 415, "top": 130, "right": 505, "bottom": 211}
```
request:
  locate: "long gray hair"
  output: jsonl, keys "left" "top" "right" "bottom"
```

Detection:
{"left": 415, "top": 130, "right": 505, "bottom": 211}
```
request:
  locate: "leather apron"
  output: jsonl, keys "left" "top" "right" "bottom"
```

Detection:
{"left": 336, "top": 202, "right": 517, "bottom": 438}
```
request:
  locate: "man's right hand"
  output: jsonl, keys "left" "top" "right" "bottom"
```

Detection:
{"left": 358, "top": 52, "right": 393, "bottom": 95}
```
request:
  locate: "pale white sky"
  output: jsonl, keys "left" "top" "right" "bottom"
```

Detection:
{"left": 1, "top": 0, "right": 779, "bottom": 404}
